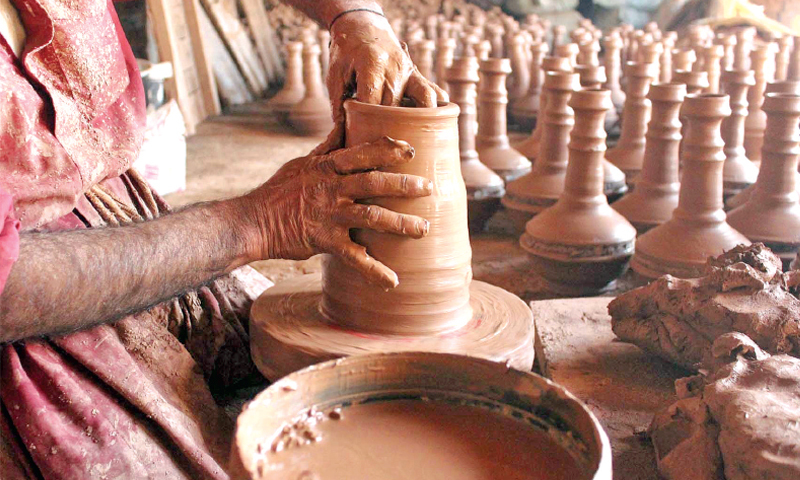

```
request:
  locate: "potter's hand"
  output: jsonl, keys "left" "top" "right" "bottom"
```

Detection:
{"left": 247, "top": 136, "right": 431, "bottom": 289}
{"left": 314, "top": 10, "right": 448, "bottom": 154}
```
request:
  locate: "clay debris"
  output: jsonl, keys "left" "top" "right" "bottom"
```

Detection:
{"left": 609, "top": 243, "right": 800, "bottom": 371}
{"left": 649, "top": 332, "right": 800, "bottom": 480}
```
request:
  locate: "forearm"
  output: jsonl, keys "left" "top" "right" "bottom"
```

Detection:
{"left": 281, "top": 0, "right": 383, "bottom": 28}
{"left": 0, "top": 197, "right": 257, "bottom": 343}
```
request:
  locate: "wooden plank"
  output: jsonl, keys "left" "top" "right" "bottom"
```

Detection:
{"left": 531, "top": 297, "right": 690, "bottom": 480}
{"left": 197, "top": 5, "right": 254, "bottom": 106}
{"left": 238, "top": 0, "right": 283, "bottom": 83}
{"left": 183, "top": 0, "right": 222, "bottom": 115}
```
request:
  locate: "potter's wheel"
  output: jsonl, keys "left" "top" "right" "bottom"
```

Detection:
{"left": 249, "top": 275, "right": 535, "bottom": 380}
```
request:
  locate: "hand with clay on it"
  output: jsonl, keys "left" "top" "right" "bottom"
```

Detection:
{"left": 314, "top": 10, "right": 449, "bottom": 154}
{"left": 245, "top": 136, "right": 432, "bottom": 289}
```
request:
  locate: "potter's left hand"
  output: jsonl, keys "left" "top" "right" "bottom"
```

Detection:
{"left": 314, "top": 10, "right": 448, "bottom": 154}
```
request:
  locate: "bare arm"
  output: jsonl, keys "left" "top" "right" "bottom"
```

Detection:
{"left": 0, "top": 137, "right": 431, "bottom": 343}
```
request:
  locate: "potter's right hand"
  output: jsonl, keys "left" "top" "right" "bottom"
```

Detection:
{"left": 244, "top": 136, "right": 431, "bottom": 289}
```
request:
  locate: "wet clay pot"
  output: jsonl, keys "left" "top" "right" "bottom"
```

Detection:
{"left": 434, "top": 37, "right": 456, "bottom": 92}
{"left": 512, "top": 56, "right": 572, "bottom": 162}
{"left": 248, "top": 102, "right": 535, "bottom": 380}
{"left": 613, "top": 83, "right": 685, "bottom": 234}
{"left": 606, "top": 62, "right": 658, "bottom": 185}
{"left": 603, "top": 34, "right": 626, "bottom": 115}
{"left": 447, "top": 57, "right": 505, "bottom": 232}
{"left": 521, "top": 89, "right": 636, "bottom": 295}
{"left": 637, "top": 40, "right": 663, "bottom": 82}
{"left": 509, "top": 41, "right": 548, "bottom": 130}
{"left": 502, "top": 71, "right": 580, "bottom": 232}
{"left": 744, "top": 43, "right": 777, "bottom": 166}
{"left": 267, "top": 41, "right": 305, "bottom": 122}
{"left": 726, "top": 80, "right": 800, "bottom": 210}
{"left": 672, "top": 49, "right": 696, "bottom": 75}
{"left": 556, "top": 43, "right": 579, "bottom": 67}
{"left": 720, "top": 69, "right": 758, "bottom": 200}
{"left": 476, "top": 58, "right": 531, "bottom": 182}
{"left": 728, "top": 93, "right": 800, "bottom": 269}
{"left": 288, "top": 42, "right": 333, "bottom": 136}
{"left": 672, "top": 69, "right": 708, "bottom": 94}
{"left": 631, "top": 94, "right": 749, "bottom": 279}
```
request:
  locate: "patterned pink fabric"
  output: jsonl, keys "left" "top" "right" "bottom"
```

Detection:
{"left": 0, "top": 191, "right": 20, "bottom": 294}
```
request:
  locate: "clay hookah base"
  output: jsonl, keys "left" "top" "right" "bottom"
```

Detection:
{"left": 249, "top": 274, "right": 536, "bottom": 380}
{"left": 604, "top": 161, "right": 629, "bottom": 203}
{"left": 467, "top": 185, "right": 505, "bottom": 233}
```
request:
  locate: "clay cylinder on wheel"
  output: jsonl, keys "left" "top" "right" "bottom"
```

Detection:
{"left": 321, "top": 101, "right": 473, "bottom": 336}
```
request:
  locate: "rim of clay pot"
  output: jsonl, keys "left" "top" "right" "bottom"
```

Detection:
{"left": 286, "top": 41, "right": 303, "bottom": 52}
{"left": 570, "top": 88, "right": 613, "bottom": 110}
{"left": 233, "top": 351, "right": 613, "bottom": 480}
{"left": 479, "top": 57, "right": 512, "bottom": 72}
{"left": 556, "top": 43, "right": 579, "bottom": 55}
{"left": 649, "top": 82, "right": 687, "bottom": 100}
{"left": 544, "top": 70, "right": 580, "bottom": 89}
{"left": 766, "top": 80, "right": 800, "bottom": 94}
{"left": 542, "top": 55, "right": 572, "bottom": 71}
{"left": 625, "top": 61, "right": 658, "bottom": 78}
{"left": 682, "top": 93, "right": 731, "bottom": 117}
{"left": 673, "top": 69, "right": 710, "bottom": 88}
{"left": 720, "top": 69, "right": 755, "bottom": 84}
{"left": 763, "top": 92, "right": 800, "bottom": 112}
{"left": 343, "top": 99, "right": 459, "bottom": 118}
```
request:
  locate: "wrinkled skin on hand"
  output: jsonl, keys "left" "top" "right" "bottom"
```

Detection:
{"left": 650, "top": 333, "right": 800, "bottom": 480}
{"left": 610, "top": 244, "right": 800, "bottom": 371}
{"left": 245, "top": 136, "right": 432, "bottom": 289}
{"left": 314, "top": 11, "right": 448, "bottom": 154}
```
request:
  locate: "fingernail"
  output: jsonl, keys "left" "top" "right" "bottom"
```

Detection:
{"left": 421, "top": 220, "right": 430, "bottom": 236}
{"left": 405, "top": 146, "right": 415, "bottom": 159}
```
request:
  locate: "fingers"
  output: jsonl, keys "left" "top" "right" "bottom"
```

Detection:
{"left": 356, "top": 68, "right": 385, "bottom": 105}
{"left": 331, "top": 239, "right": 399, "bottom": 289}
{"left": 431, "top": 81, "right": 450, "bottom": 104}
{"left": 404, "top": 69, "right": 438, "bottom": 107}
{"left": 339, "top": 171, "right": 432, "bottom": 199}
{"left": 336, "top": 204, "right": 429, "bottom": 238}
{"left": 311, "top": 122, "right": 345, "bottom": 156}
{"left": 326, "top": 136, "right": 415, "bottom": 173}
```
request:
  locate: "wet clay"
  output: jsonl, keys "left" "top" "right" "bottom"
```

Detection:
{"left": 728, "top": 93, "right": 800, "bottom": 269}
{"left": 503, "top": 71, "right": 580, "bottom": 231}
{"left": 475, "top": 58, "right": 531, "bottom": 182}
{"left": 606, "top": 61, "right": 658, "bottom": 184}
{"left": 267, "top": 42, "right": 305, "bottom": 120}
{"left": 446, "top": 56, "right": 505, "bottom": 232}
{"left": 520, "top": 89, "right": 636, "bottom": 295}
{"left": 630, "top": 93, "right": 749, "bottom": 279}
{"left": 613, "top": 82, "right": 686, "bottom": 234}
{"left": 743, "top": 43, "right": 777, "bottom": 165}
{"left": 719, "top": 69, "right": 758, "bottom": 199}
{"left": 256, "top": 400, "right": 590, "bottom": 480}
{"left": 288, "top": 42, "right": 333, "bottom": 136}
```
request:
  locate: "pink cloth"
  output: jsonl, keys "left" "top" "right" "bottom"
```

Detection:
{"left": 0, "top": 2, "right": 271, "bottom": 479}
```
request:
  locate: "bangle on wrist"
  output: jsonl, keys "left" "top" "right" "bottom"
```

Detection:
{"left": 328, "top": 8, "right": 385, "bottom": 31}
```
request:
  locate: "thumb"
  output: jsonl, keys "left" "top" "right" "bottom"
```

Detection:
{"left": 311, "top": 122, "right": 345, "bottom": 156}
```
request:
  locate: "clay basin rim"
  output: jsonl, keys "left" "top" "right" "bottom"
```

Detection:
{"left": 344, "top": 99, "right": 459, "bottom": 117}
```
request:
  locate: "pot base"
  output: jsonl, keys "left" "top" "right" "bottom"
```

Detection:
{"left": 250, "top": 275, "right": 535, "bottom": 380}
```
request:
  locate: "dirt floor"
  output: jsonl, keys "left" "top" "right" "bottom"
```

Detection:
{"left": 165, "top": 102, "right": 640, "bottom": 302}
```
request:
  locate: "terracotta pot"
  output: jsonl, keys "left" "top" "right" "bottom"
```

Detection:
{"left": 288, "top": 42, "right": 334, "bottom": 136}
{"left": 606, "top": 62, "right": 657, "bottom": 184}
{"left": 613, "top": 82, "right": 685, "bottom": 234}
{"left": 577, "top": 37, "right": 600, "bottom": 67}
{"left": 701, "top": 44, "right": 724, "bottom": 93}
{"left": 412, "top": 40, "right": 436, "bottom": 81}
{"left": 521, "top": 89, "right": 636, "bottom": 295}
{"left": 672, "top": 49, "right": 696, "bottom": 75}
{"left": 720, "top": 69, "right": 758, "bottom": 199}
{"left": 267, "top": 41, "right": 305, "bottom": 122}
{"left": 502, "top": 71, "right": 579, "bottom": 231}
{"left": 603, "top": 34, "right": 626, "bottom": 114}
{"left": 744, "top": 43, "right": 777, "bottom": 165}
{"left": 577, "top": 64, "right": 618, "bottom": 131}
{"left": 787, "top": 36, "right": 800, "bottom": 81}
{"left": 556, "top": 43, "right": 579, "bottom": 67}
{"left": 776, "top": 35, "right": 793, "bottom": 81}
{"left": 727, "top": 80, "right": 800, "bottom": 210}
{"left": 728, "top": 93, "right": 800, "bottom": 269}
{"left": 631, "top": 94, "right": 749, "bottom": 279}
{"left": 507, "top": 33, "right": 531, "bottom": 102}
{"left": 715, "top": 33, "right": 736, "bottom": 71}
{"left": 512, "top": 56, "right": 572, "bottom": 161}
{"left": 660, "top": 33, "right": 676, "bottom": 82}
{"left": 476, "top": 58, "right": 531, "bottom": 182}
{"left": 509, "top": 41, "right": 548, "bottom": 130}
{"left": 637, "top": 40, "right": 663, "bottom": 81}
{"left": 672, "top": 69, "right": 709, "bottom": 94}
{"left": 551, "top": 24, "right": 566, "bottom": 52}
{"left": 446, "top": 57, "right": 505, "bottom": 232}
{"left": 487, "top": 23, "right": 505, "bottom": 58}
{"left": 434, "top": 37, "right": 457, "bottom": 92}
{"left": 733, "top": 28, "right": 755, "bottom": 71}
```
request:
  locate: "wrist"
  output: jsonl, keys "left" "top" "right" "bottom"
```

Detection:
{"left": 330, "top": 9, "right": 390, "bottom": 37}
{"left": 223, "top": 194, "right": 267, "bottom": 268}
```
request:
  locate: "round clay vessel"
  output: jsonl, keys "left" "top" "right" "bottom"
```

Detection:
{"left": 672, "top": 69, "right": 709, "bottom": 94}
{"left": 603, "top": 34, "right": 626, "bottom": 114}
{"left": 631, "top": 94, "right": 749, "bottom": 279}
{"left": 521, "top": 89, "right": 636, "bottom": 295}
{"left": 288, "top": 42, "right": 333, "bottom": 136}
{"left": 556, "top": 43, "right": 579, "bottom": 67}
{"left": 776, "top": 35, "right": 793, "bottom": 81}
{"left": 606, "top": 62, "right": 658, "bottom": 184}
{"left": 446, "top": 57, "right": 505, "bottom": 232}
{"left": 509, "top": 41, "right": 548, "bottom": 130}
{"left": 787, "top": 36, "right": 800, "bottom": 80}
{"left": 435, "top": 37, "right": 456, "bottom": 91}
{"left": 719, "top": 69, "right": 758, "bottom": 199}
{"left": 728, "top": 93, "right": 800, "bottom": 269}
{"left": 507, "top": 33, "right": 531, "bottom": 102}
{"left": 232, "top": 353, "right": 612, "bottom": 480}
{"left": 743, "top": 43, "right": 777, "bottom": 165}
{"left": 672, "top": 49, "right": 695, "bottom": 75}
{"left": 503, "top": 71, "right": 580, "bottom": 232}
{"left": 613, "top": 82, "right": 685, "bottom": 233}
{"left": 476, "top": 58, "right": 531, "bottom": 182}
{"left": 267, "top": 41, "right": 305, "bottom": 122}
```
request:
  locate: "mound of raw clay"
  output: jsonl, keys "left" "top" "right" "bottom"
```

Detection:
{"left": 609, "top": 243, "right": 800, "bottom": 371}
{"left": 649, "top": 333, "right": 800, "bottom": 480}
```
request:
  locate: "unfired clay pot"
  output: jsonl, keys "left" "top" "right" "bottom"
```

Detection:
{"left": 659, "top": 33, "right": 676, "bottom": 82}
{"left": 603, "top": 34, "right": 626, "bottom": 115}
{"left": 476, "top": 58, "right": 531, "bottom": 182}
{"left": 556, "top": 43, "right": 579, "bottom": 67}
{"left": 720, "top": 69, "right": 758, "bottom": 199}
{"left": 728, "top": 93, "right": 800, "bottom": 269}
{"left": 637, "top": 40, "right": 663, "bottom": 82}
{"left": 435, "top": 37, "right": 456, "bottom": 92}
{"left": 248, "top": 101, "right": 535, "bottom": 380}
{"left": 507, "top": 33, "right": 531, "bottom": 102}
{"left": 521, "top": 89, "right": 636, "bottom": 295}
{"left": 267, "top": 41, "right": 305, "bottom": 122}
{"left": 702, "top": 44, "right": 724, "bottom": 94}
{"left": 606, "top": 62, "right": 658, "bottom": 184}
{"left": 412, "top": 40, "right": 436, "bottom": 81}
{"left": 776, "top": 35, "right": 793, "bottom": 81}
{"left": 631, "top": 94, "right": 749, "bottom": 279}
{"left": 288, "top": 42, "right": 333, "bottom": 136}
{"left": 509, "top": 41, "right": 548, "bottom": 130}
{"left": 672, "top": 49, "right": 695, "bottom": 75}
{"left": 787, "top": 36, "right": 800, "bottom": 80}
{"left": 613, "top": 82, "right": 686, "bottom": 234}
{"left": 446, "top": 57, "right": 505, "bottom": 232}
{"left": 502, "top": 71, "right": 580, "bottom": 231}
{"left": 744, "top": 43, "right": 777, "bottom": 166}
